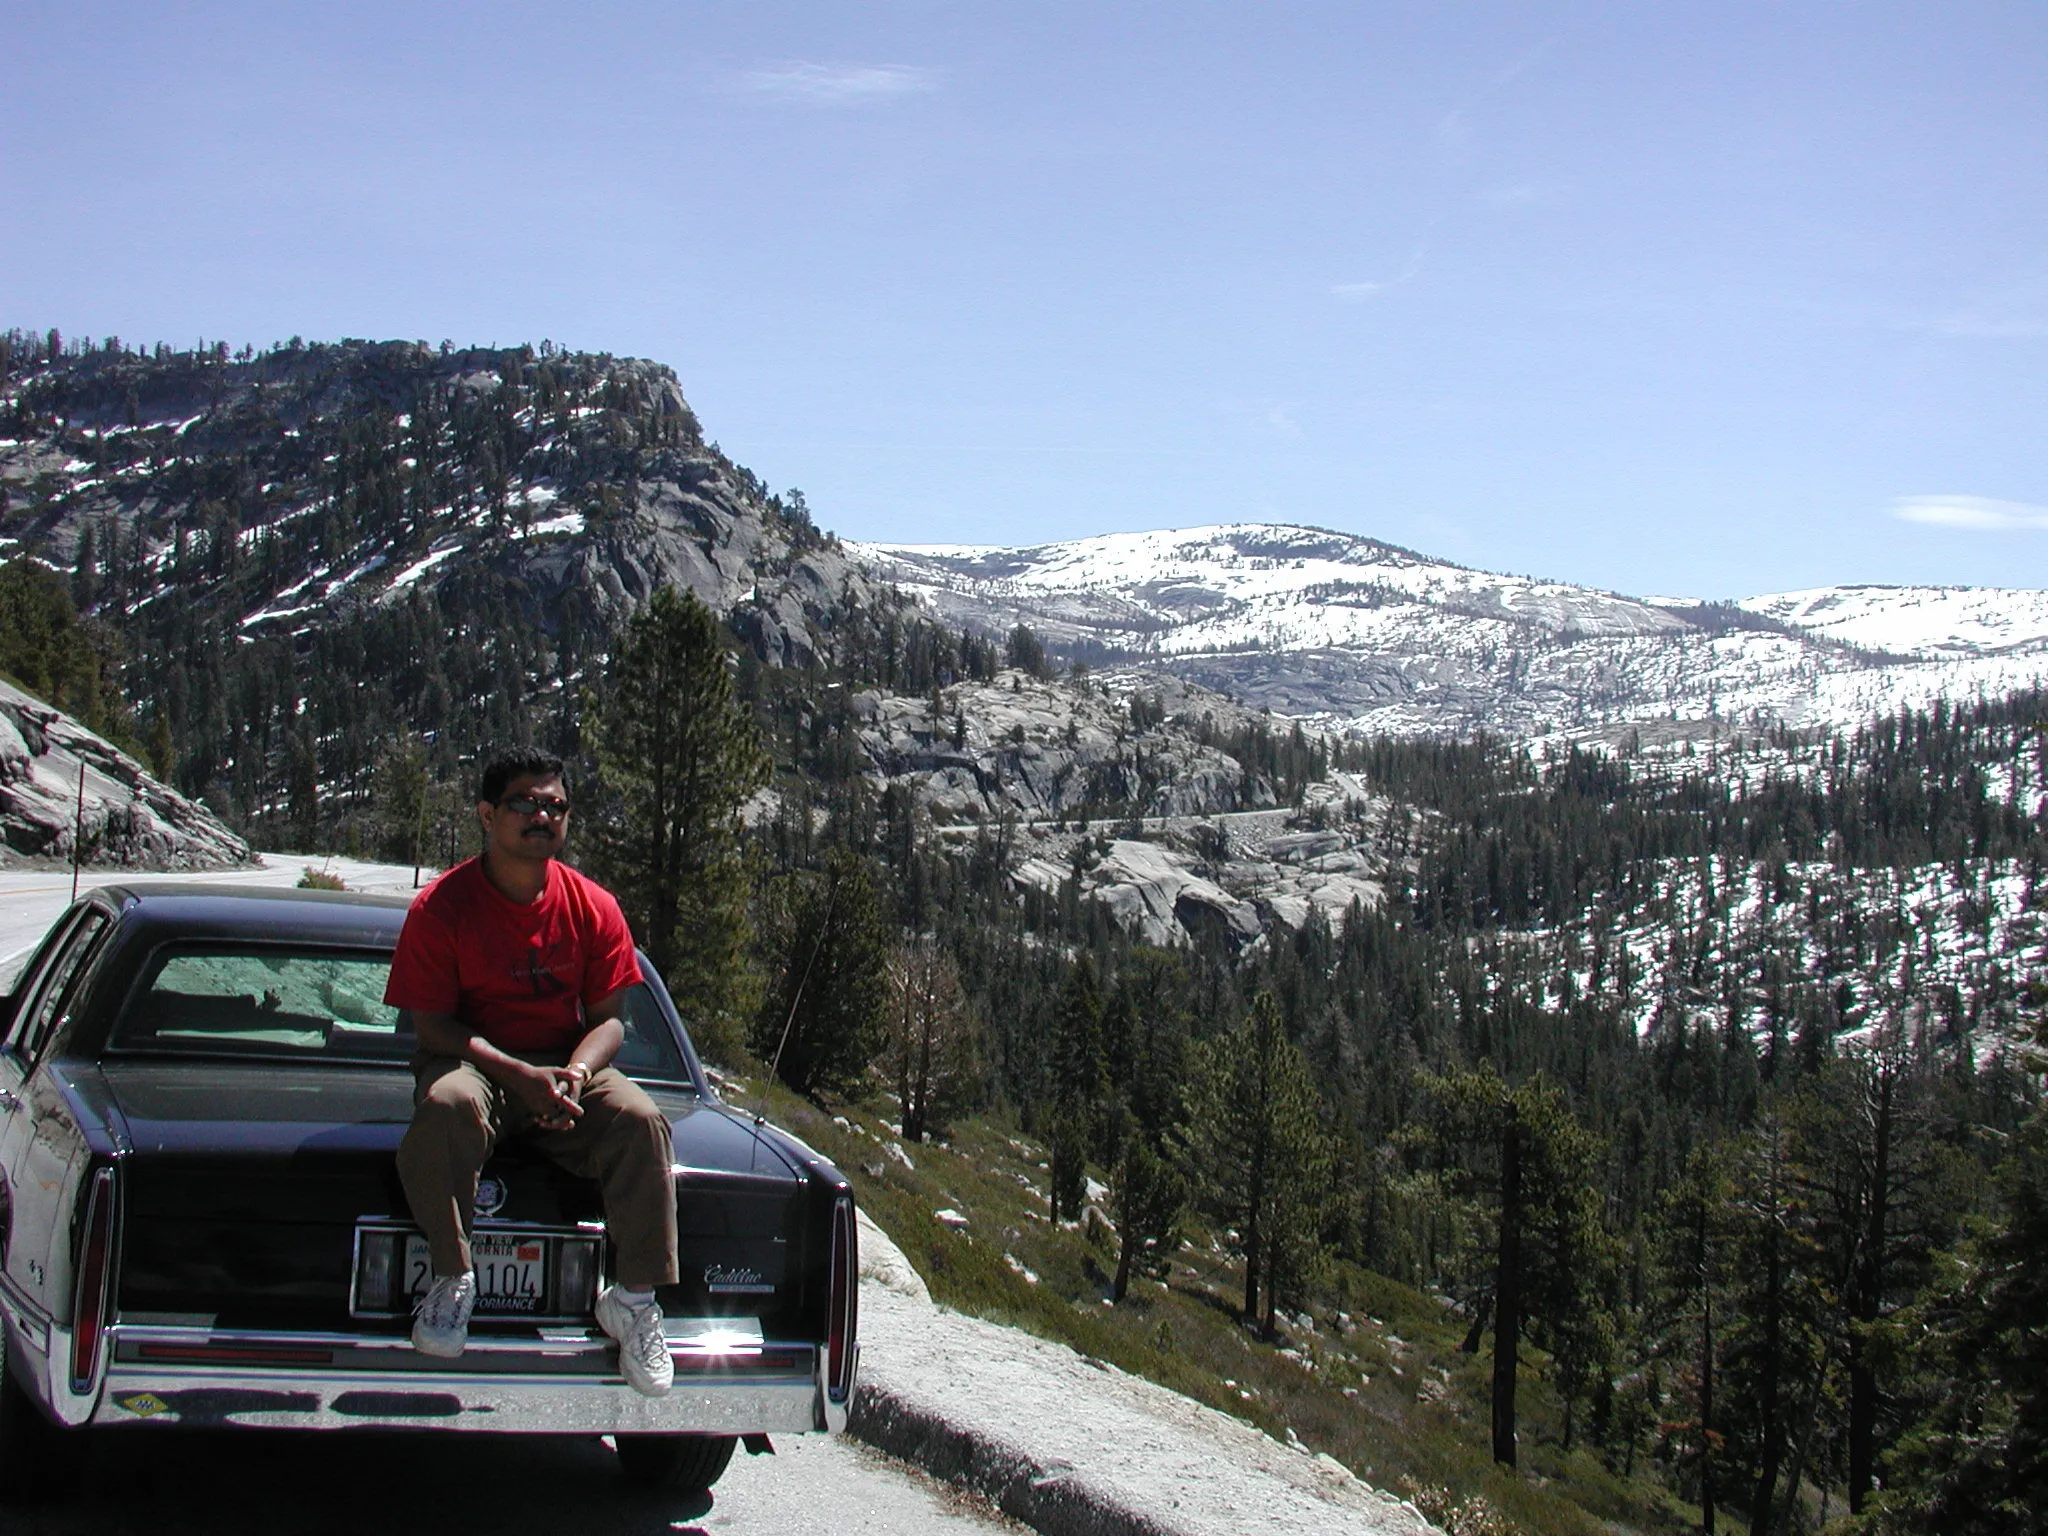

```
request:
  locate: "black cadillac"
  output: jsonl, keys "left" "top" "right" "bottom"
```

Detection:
{"left": 0, "top": 883, "right": 859, "bottom": 1497}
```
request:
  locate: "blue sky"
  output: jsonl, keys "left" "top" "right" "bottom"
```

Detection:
{"left": 6, "top": 2, "right": 2045, "bottom": 599}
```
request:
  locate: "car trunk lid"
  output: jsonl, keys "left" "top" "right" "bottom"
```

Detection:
{"left": 98, "top": 1063, "right": 803, "bottom": 1334}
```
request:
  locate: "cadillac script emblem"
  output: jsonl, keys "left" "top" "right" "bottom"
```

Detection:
{"left": 475, "top": 1176, "right": 508, "bottom": 1217}
{"left": 704, "top": 1263, "right": 774, "bottom": 1295}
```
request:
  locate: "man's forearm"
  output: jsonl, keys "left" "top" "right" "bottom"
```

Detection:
{"left": 414, "top": 1011, "right": 543, "bottom": 1085}
{"left": 560, "top": 991, "right": 631, "bottom": 1092}
{"left": 565, "top": 1017, "right": 625, "bottom": 1078}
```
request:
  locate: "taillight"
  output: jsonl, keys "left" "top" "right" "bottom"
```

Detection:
{"left": 71, "top": 1166, "right": 117, "bottom": 1394}
{"left": 826, "top": 1196, "right": 857, "bottom": 1402}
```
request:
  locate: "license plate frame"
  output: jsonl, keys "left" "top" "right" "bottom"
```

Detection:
{"left": 403, "top": 1233, "right": 549, "bottom": 1317}
{"left": 350, "top": 1222, "right": 604, "bottom": 1322}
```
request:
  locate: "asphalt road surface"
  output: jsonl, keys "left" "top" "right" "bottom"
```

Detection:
{"left": 0, "top": 860, "right": 429, "bottom": 987}
{"left": 8, "top": 1425, "right": 1025, "bottom": 1535}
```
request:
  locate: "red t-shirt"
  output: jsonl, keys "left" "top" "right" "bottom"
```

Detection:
{"left": 383, "top": 858, "right": 644, "bottom": 1054}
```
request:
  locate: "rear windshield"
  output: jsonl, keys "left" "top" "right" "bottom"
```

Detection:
{"left": 108, "top": 943, "right": 695, "bottom": 1083}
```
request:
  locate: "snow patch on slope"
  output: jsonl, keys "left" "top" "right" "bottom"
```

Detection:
{"left": 1739, "top": 584, "right": 2048, "bottom": 658}
{"left": 857, "top": 523, "right": 2048, "bottom": 738}
{"left": 857, "top": 524, "right": 1687, "bottom": 652}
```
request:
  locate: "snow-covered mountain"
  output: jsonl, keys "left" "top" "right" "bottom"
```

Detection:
{"left": 858, "top": 524, "right": 1685, "bottom": 651}
{"left": 1735, "top": 584, "right": 2048, "bottom": 659}
{"left": 855, "top": 525, "right": 2048, "bottom": 738}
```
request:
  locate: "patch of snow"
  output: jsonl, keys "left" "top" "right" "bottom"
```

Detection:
{"left": 239, "top": 602, "right": 320, "bottom": 629}
{"left": 520, "top": 510, "right": 584, "bottom": 539}
{"left": 384, "top": 543, "right": 461, "bottom": 598}
{"left": 1739, "top": 583, "right": 2048, "bottom": 658}
{"left": 331, "top": 553, "right": 389, "bottom": 590}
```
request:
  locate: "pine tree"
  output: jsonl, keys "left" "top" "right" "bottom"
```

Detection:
{"left": 1415, "top": 1063, "right": 1611, "bottom": 1469}
{"left": 1789, "top": 1030, "right": 1960, "bottom": 1516}
{"left": 1861, "top": 1097, "right": 2048, "bottom": 1534}
{"left": 0, "top": 556, "right": 128, "bottom": 737}
{"left": 288, "top": 733, "right": 320, "bottom": 850}
{"left": 374, "top": 735, "right": 429, "bottom": 867}
{"left": 1005, "top": 623, "right": 1049, "bottom": 679}
{"left": 1048, "top": 956, "right": 1106, "bottom": 1221}
{"left": 1110, "top": 1135, "right": 1187, "bottom": 1303}
{"left": 1655, "top": 1144, "right": 1737, "bottom": 1531}
{"left": 884, "top": 935, "right": 984, "bottom": 1142}
{"left": 753, "top": 848, "right": 891, "bottom": 1099}
{"left": 1103, "top": 948, "right": 1192, "bottom": 1144}
{"left": 146, "top": 710, "right": 176, "bottom": 784}
{"left": 1194, "top": 993, "right": 1334, "bottom": 1331}
{"left": 586, "top": 585, "right": 768, "bottom": 1057}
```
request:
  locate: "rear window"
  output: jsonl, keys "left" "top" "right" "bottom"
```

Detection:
{"left": 108, "top": 944, "right": 694, "bottom": 1082}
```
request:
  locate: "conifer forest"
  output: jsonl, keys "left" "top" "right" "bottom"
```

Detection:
{"left": 4, "top": 333, "right": 2045, "bottom": 1534}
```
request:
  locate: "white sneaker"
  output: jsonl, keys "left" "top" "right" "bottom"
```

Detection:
{"left": 596, "top": 1284, "right": 674, "bottom": 1397}
{"left": 412, "top": 1272, "right": 476, "bottom": 1358}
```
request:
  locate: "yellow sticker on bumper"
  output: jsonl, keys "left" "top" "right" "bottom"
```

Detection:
{"left": 117, "top": 1392, "right": 170, "bottom": 1417}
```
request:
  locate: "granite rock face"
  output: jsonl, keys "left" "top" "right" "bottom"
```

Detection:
{"left": 849, "top": 670, "right": 1388, "bottom": 947}
{"left": 850, "top": 670, "right": 1268, "bottom": 825}
{"left": 0, "top": 679, "right": 250, "bottom": 870}
{"left": 0, "top": 341, "right": 881, "bottom": 675}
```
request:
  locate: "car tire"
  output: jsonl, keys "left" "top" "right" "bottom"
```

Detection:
{"left": 0, "top": 1332, "right": 84, "bottom": 1502}
{"left": 614, "top": 1431, "right": 737, "bottom": 1493}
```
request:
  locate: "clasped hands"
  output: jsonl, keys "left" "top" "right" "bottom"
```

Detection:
{"left": 513, "top": 1061, "right": 589, "bottom": 1133}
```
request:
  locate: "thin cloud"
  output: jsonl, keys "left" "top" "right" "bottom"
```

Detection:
{"left": 737, "top": 62, "right": 937, "bottom": 106}
{"left": 1433, "top": 41, "right": 1556, "bottom": 149}
{"left": 1333, "top": 243, "right": 1429, "bottom": 302}
{"left": 1479, "top": 181, "right": 1567, "bottom": 211}
{"left": 1264, "top": 404, "right": 1303, "bottom": 439}
{"left": 1894, "top": 494, "right": 2048, "bottom": 531}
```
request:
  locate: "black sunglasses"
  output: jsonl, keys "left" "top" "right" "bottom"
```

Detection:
{"left": 498, "top": 794, "right": 572, "bottom": 818}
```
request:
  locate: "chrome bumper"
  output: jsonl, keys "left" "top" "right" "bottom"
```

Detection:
{"left": 78, "top": 1323, "right": 854, "bottom": 1436}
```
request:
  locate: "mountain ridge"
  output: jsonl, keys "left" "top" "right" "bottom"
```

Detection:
{"left": 855, "top": 522, "right": 2048, "bottom": 738}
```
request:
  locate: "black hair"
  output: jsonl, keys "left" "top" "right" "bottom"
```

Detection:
{"left": 478, "top": 751, "right": 567, "bottom": 805}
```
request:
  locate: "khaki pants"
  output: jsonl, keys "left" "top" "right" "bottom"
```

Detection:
{"left": 397, "top": 1057, "right": 680, "bottom": 1288}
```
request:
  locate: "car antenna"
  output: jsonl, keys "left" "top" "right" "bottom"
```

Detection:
{"left": 758, "top": 877, "right": 839, "bottom": 1126}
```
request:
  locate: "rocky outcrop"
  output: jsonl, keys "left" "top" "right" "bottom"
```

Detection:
{"left": 851, "top": 670, "right": 1267, "bottom": 823}
{"left": 847, "top": 668, "right": 1390, "bottom": 944}
{"left": 0, "top": 680, "right": 249, "bottom": 869}
{"left": 1005, "top": 788, "right": 1386, "bottom": 948}
{"left": 0, "top": 340, "right": 880, "bottom": 675}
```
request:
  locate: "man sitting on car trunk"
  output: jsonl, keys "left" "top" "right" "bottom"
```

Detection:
{"left": 384, "top": 749, "right": 679, "bottom": 1397}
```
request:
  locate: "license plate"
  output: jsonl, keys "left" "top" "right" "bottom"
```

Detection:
{"left": 404, "top": 1234, "right": 550, "bottom": 1316}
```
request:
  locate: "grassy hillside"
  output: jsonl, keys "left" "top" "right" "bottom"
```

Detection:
{"left": 733, "top": 1069, "right": 1702, "bottom": 1536}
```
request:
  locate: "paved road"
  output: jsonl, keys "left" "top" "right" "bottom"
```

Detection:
{"left": 7, "top": 1425, "right": 1024, "bottom": 1535}
{"left": 0, "top": 857, "right": 426, "bottom": 985}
